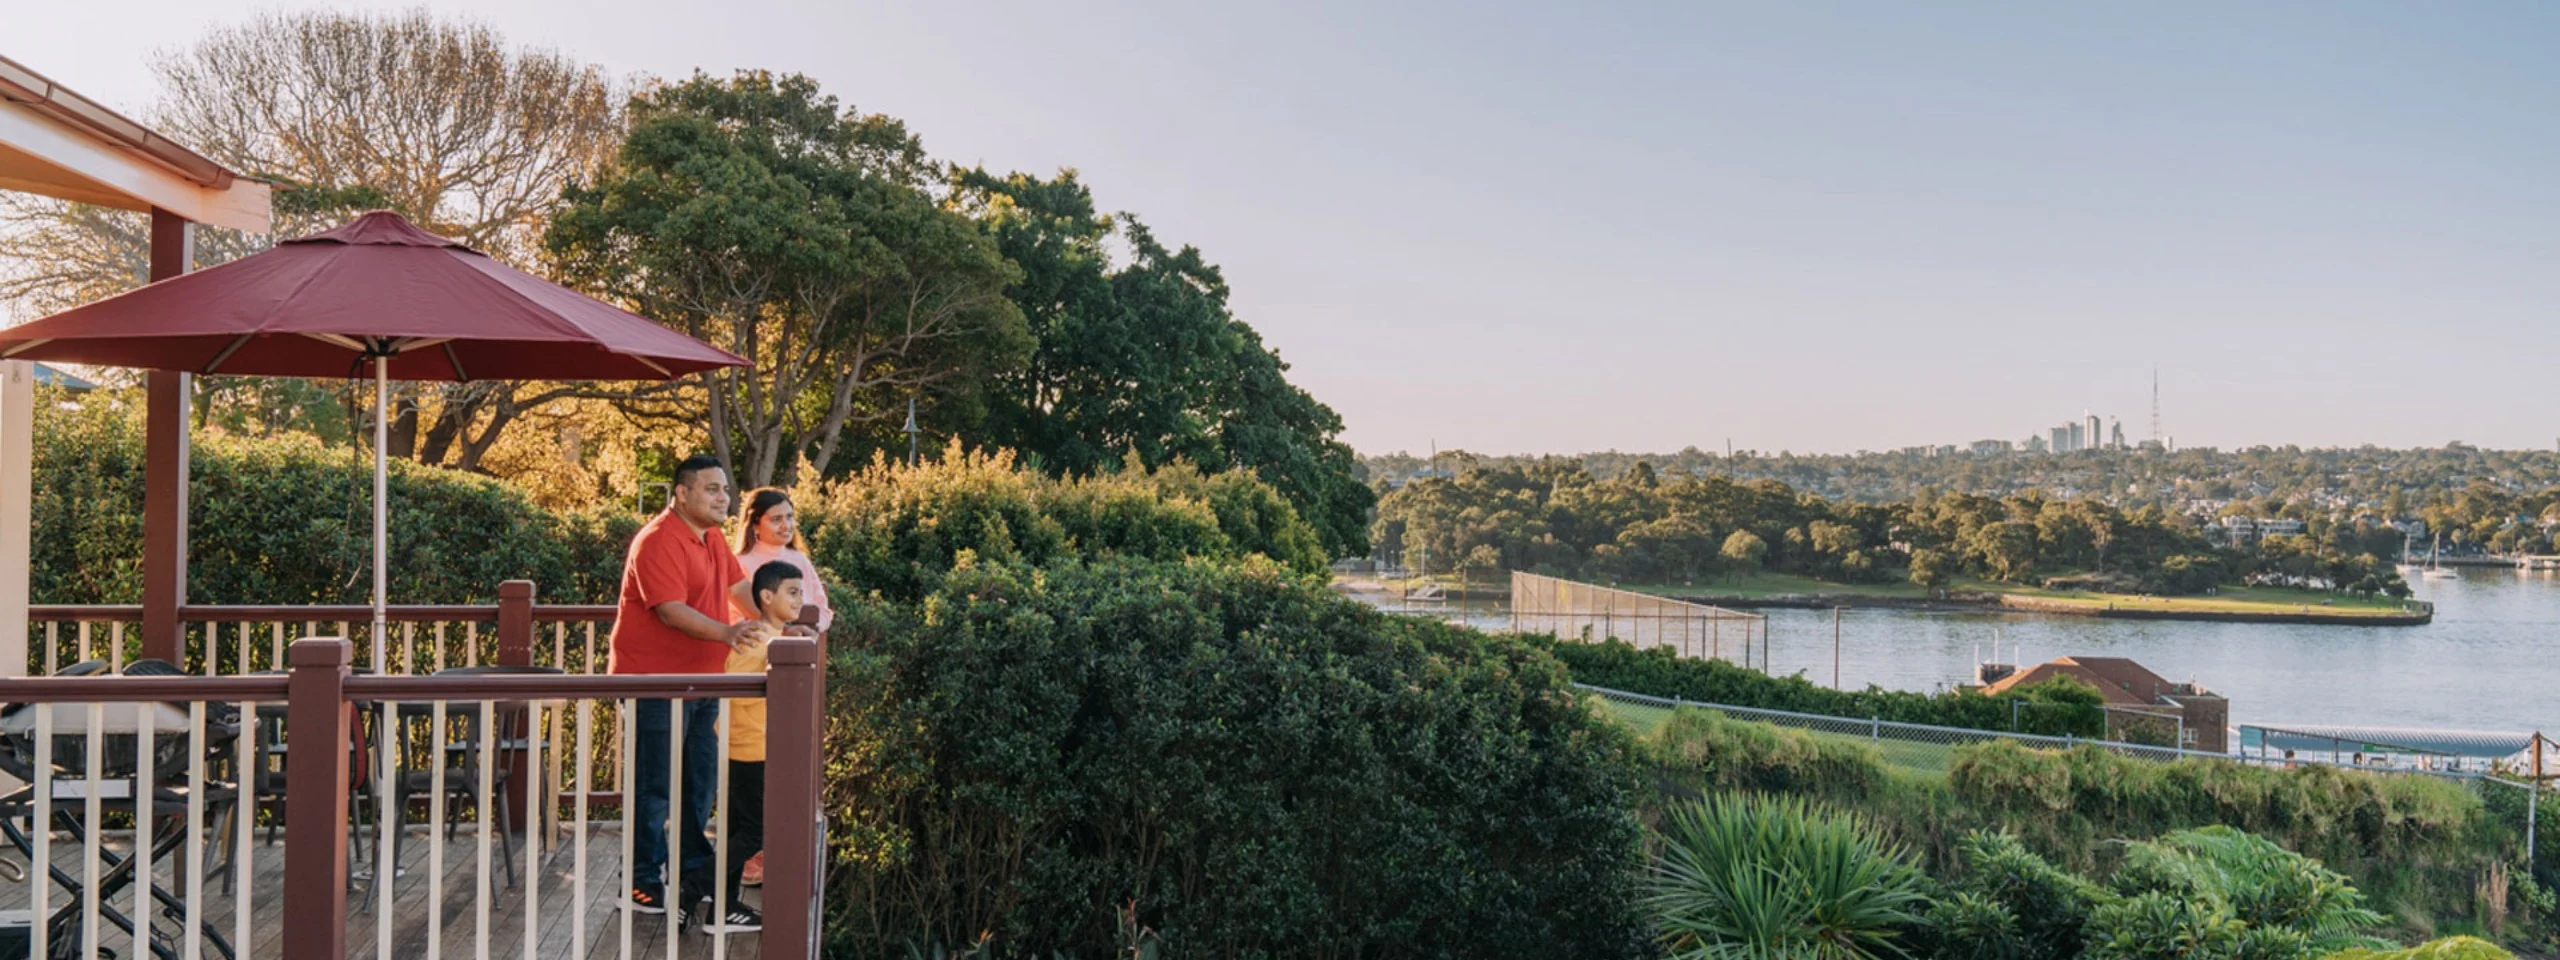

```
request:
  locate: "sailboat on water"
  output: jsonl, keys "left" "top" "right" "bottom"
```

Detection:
{"left": 2423, "top": 533, "right": 2461, "bottom": 580}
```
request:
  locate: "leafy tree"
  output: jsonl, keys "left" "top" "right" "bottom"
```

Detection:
{"left": 549, "top": 71, "right": 1029, "bottom": 488}
{"left": 1720, "top": 529, "right": 1767, "bottom": 584}
{"left": 0, "top": 9, "right": 624, "bottom": 471}
{"left": 1910, "top": 548, "right": 1952, "bottom": 592}
{"left": 953, "top": 169, "right": 1373, "bottom": 556}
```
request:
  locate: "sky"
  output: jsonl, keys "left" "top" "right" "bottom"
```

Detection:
{"left": 15, "top": 1, "right": 2560, "bottom": 456}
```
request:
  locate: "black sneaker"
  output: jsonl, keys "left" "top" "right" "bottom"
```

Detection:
{"left": 626, "top": 885, "right": 667, "bottom": 915}
{"left": 704, "top": 902, "right": 762, "bottom": 933}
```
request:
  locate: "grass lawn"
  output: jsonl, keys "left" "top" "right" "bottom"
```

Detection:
{"left": 1593, "top": 696, "right": 1960, "bottom": 776}
{"left": 1995, "top": 582, "right": 2419, "bottom": 618}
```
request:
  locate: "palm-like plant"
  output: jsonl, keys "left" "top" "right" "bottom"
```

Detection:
{"left": 1645, "top": 793, "right": 1926, "bottom": 960}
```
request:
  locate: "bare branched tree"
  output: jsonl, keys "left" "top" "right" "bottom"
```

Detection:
{"left": 0, "top": 9, "right": 625, "bottom": 471}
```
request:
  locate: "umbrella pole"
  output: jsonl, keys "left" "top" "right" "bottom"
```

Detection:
{"left": 373, "top": 355, "right": 389, "bottom": 673}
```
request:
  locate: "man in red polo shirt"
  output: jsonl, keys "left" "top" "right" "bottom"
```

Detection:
{"left": 612, "top": 454, "right": 766, "bottom": 918}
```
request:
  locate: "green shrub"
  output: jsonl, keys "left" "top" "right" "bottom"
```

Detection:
{"left": 801, "top": 446, "right": 1327, "bottom": 605}
{"left": 1941, "top": 832, "right": 2104, "bottom": 960}
{"left": 1644, "top": 793, "right": 1927, "bottom": 960}
{"left": 1646, "top": 706, "right": 1888, "bottom": 797}
{"left": 34, "top": 392, "right": 631, "bottom": 605}
{"left": 820, "top": 556, "right": 1648, "bottom": 959}
{"left": 1547, "top": 637, "right": 2106, "bottom": 737}
{"left": 2109, "top": 827, "right": 2388, "bottom": 956}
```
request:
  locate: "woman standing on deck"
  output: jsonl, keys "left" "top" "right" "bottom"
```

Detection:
{"left": 731, "top": 486, "right": 833, "bottom": 887}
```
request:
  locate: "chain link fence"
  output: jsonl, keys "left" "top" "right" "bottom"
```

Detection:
{"left": 1510, "top": 571, "right": 1768, "bottom": 668}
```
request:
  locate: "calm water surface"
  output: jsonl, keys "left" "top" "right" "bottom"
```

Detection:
{"left": 1361, "top": 572, "right": 2560, "bottom": 733}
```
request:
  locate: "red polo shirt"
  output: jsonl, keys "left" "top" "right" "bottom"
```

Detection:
{"left": 609, "top": 509, "right": 747, "bottom": 675}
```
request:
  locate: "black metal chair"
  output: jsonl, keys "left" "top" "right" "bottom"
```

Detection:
{"left": 382, "top": 665, "right": 564, "bottom": 886}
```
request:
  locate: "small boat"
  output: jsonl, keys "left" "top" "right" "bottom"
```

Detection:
{"left": 2422, "top": 534, "right": 2459, "bottom": 578}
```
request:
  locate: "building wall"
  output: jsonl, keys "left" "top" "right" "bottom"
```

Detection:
{"left": 2179, "top": 695, "right": 2230, "bottom": 753}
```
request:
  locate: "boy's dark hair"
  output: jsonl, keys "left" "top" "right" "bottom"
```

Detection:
{"left": 673, "top": 454, "right": 726, "bottom": 488}
{"left": 752, "top": 560, "right": 802, "bottom": 610}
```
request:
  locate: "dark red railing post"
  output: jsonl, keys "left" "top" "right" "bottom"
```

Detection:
{"left": 497, "top": 580, "right": 534, "bottom": 826}
{"left": 140, "top": 209, "right": 191, "bottom": 667}
{"left": 761, "top": 636, "right": 825, "bottom": 960}
{"left": 283, "top": 637, "right": 353, "bottom": 960}
{"left": 497, "top": 580, "right": 534, "bottom": 667}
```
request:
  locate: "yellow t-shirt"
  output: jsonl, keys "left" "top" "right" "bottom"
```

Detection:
{"left": 724, "top": 630, "right": 772, "bottom": 762}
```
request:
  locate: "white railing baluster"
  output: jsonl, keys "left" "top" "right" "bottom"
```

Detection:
{"left": 465, "top": 624, "right": 478, "bottom": 669}
{"left": 574, "top": 695, "right": 592, "bottom": 960}
{"left": 476, "top": 699, "right": 494, "bottom": 960}
{"left": 185, "top": 701, "right": 204, "bottom": 960}
{"left": 269, "top": 624, "right": 283, "bottom": 674}
{"left": 81, "top": 703, "right": 99, "bottom": 960}
{"left": 44, "top": 621, "right": 57, "bottom": 674}
{"left": 523, "top": 700, "right": 542, "bottom": 960}
{"left": 109, "top": 623, "right": 122, "bottom": 671}
{"left": 618, "top": 699, "right": 634, "bottom": 960}
{"left": 378, "top": 694, "right": 396, "bottom": 960}
{"left": 76, "top": 622, "right": 89, "bottom": 664}
{"left": 665, "top": 702, "right": 682, "bottom": 960}
{"left": 711, "top": 698, "right": 731, "bottom": 960}
{"left": 32, "top": 698, "right": 50, "bottom": 960}
{"left": 436, "top": 624, "right": 448, "bottom": 673}
{"left": 232, "top": 701, "right": 253, "bottom": 960}
{"left": 403, "top": 623, "right": 416, "bottom": 677}
{"left": 430, "top": 699, "right": 447, "bottom": 960}
{"left": 135, "top": 702, "right": 154, "bottom": 960}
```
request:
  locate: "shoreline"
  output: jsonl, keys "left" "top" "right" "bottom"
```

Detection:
{"left": 1337, "top": 577, "right": 2433, "bottom": 627}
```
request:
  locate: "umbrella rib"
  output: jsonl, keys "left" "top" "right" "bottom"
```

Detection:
{"left": 442, "top": 342, "right": 470, "bottom": 382}
{"left": 200, "top": 334, "right": 253, "bottom": 375}
{"left": 0, "top": 339, "right": 51, "bottom": 360}
{"left": 302, "top": 331, "right": 367, "bottom": 353}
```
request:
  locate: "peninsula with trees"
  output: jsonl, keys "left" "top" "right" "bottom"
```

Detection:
{"left": 1368, "top": 458, "right": 2428, "bottom": 625}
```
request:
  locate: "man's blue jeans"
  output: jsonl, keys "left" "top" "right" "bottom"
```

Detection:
{"left": 632, "top": 698, "right": 720, "bottom": 895}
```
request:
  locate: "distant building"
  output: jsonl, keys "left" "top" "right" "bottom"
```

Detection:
{"left": 2026, "top": 434, "right": 2050, "bottom": 453}
{"left": 1978, "top": 656, "right": 2229, "bottom": 753}
{"left": 2220, "top": 516, "right": 2257, "bottom": 542}
{"left": 2109, "top": 420, "right": 2125, "bottom": 450}
{"left": 2085, "top": 414, "right": 2103, "bottom": 452}
{"left": 2256, "top": 518, "right": 2306, "bottom": 538}
{"left": 1971, "top": 439, "right": 2010, "bottom": 456}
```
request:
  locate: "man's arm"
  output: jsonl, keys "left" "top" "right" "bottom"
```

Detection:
{"left": 653, "top": 601, "right": 760, "bottom": 648}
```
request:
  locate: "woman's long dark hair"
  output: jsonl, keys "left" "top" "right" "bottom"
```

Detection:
{"left": 739, "top": 487, "right": 796, "bottom": 554}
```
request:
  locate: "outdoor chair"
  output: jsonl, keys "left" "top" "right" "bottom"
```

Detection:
{"left": 382, "top": 664, "right": 564, "bottom": 887}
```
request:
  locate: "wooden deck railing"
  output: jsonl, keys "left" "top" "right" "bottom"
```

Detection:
{"left": 0, "top": 635, "right": 827, "bottom": 960}
{"left": 28, "top": 581, "right": 619, "bottom": 678}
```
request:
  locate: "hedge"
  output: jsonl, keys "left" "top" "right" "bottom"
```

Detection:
{"left": 35, "top": 392, "right": 632, "bottom": 605}
{"left": 819, "top": 557, "right": 1650, "bottom": 959}
{"left": 1543, "top": 636, "right": 2109, "bottom": 737}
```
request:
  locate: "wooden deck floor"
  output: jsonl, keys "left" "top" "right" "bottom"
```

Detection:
{"left": 0, "top": 823, "right": 764, "bottom": 960}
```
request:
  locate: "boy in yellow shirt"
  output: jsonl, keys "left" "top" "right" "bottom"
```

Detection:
{"left": 703, "top": 560, "right": 801, "bottom": 933}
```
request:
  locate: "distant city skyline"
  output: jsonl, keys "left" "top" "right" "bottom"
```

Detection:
{"left": 15, "top": 2, "right": 2560, "bottom": 457}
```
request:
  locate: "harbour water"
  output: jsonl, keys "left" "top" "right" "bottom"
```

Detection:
{"left": 1357, "top": 571, "right": 2560, "bottom": 735}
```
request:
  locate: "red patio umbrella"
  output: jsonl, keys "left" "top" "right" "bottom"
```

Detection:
{"left": 0, "top": 211, "right": 746, "bottom": 667}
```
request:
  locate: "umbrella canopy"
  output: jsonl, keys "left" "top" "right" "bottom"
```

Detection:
{"left": 0, "top": 210, "right": 744, "bottom": 672}
{"left": 0, "top": 210, "right": 741, "bottom": 379}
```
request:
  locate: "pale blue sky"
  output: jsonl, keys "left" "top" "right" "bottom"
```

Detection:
{"left": 16, "top": 2, "right": 2559, "bottom": 455}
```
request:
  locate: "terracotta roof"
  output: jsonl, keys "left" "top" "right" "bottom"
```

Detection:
{"left": 1981, "top": 656, "right": 2194, "bottom": 707}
